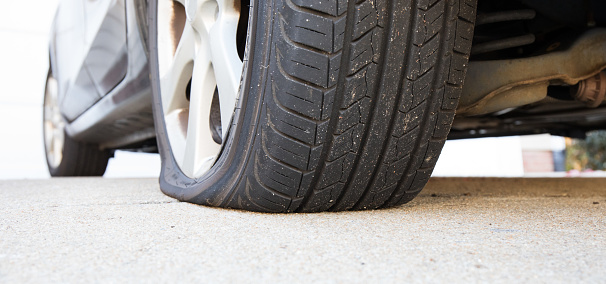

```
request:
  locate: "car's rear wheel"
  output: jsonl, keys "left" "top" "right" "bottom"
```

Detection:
{"left": 150, "top": 0, "right": 477, "bottom": 212}
{"left": 43, "top": 71, "right": 111, "bottom": 177}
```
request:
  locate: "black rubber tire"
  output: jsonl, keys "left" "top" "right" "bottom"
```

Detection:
{"left": 150, "top": 0, "right": 477, "bottom": 212}
{"left": 43, "top": 72, "right": 111, "bottom": 177}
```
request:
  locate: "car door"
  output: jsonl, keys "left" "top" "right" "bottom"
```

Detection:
{"left": 82, "top": 0, "right": 128, "bottom": 98}
{"left": 53, "top": 0, "right": 96, "bottom": 122}
{"left": 53, "top": 0, "right": 128, "bottom": 122}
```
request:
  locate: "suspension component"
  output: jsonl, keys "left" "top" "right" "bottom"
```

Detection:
{"left": 573, "top": 72, "right": 606, "bottom": 107}
{"left": 472, "top": 9, "right": 536, "bottom": 56}
{"left": 476, "top": 9, "right": 536, "bottom": 25}
{"left": 459, "top": 29, "right": 606, "bottom": 116}
{"left": 471, "top": 34, "right": 536, "bottom": 55}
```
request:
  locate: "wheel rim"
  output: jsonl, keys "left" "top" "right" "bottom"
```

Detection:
{"left": 157, "top": 0, "right": 243, "bottom": 178}
{"left": 43, "top": 75, "right": 65, "bottom": 169}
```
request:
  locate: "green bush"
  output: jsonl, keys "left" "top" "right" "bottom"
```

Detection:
{"left": 566, "top": 131, "right": 606, "bottom": 171}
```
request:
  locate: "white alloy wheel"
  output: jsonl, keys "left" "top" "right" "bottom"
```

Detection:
{"left": 156, "top": 0, "right": 243, "bottom": 178}
{"left": 43, "top": 75, "right": 65, "bottom": 169}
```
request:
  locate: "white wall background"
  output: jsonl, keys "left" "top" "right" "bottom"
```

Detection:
{"left": 434, "top": 136, "right": 524, "bottom": 177}
{"left": 0, "top": 0, "right": 524, "bottom": 180}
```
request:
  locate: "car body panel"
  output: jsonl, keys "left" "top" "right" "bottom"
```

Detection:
{"left": 52, "top": 0, "right": 95, "bottom": 120}
{"left": 83, "top": 0, "right": 128, "bottom": 99}
{"left": 53, "top": 0, "right": 129, "bottom": 121}
{"left": 50, "top": 0, "right": 154, "bottom": 148}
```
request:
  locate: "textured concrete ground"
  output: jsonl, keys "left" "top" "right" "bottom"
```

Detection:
{"left": 1, "top": 178, "right": 605, "bottom": 283}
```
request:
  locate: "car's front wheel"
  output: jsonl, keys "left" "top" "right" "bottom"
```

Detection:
{"left": 150, "top": 0, "right": 477, "bottom": 212}
{"left": 43, "top": 71, "right": 111, "bottom": 177}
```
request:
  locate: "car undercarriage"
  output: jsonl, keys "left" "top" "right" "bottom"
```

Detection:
{"left": 451, "top": 0, "right": 606, "bottom": 139}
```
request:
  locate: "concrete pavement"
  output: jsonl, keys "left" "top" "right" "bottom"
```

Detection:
{"left": 1, "top": 178, "right": 605, "bottom": 283}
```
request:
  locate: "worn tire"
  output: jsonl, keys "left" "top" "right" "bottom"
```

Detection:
{"left": 151, "top": 0, "right": 477, "bottom": 212}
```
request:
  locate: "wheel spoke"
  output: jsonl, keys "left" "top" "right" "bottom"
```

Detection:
{"left": 160, "top": 0, "right": 244, "bottom": 178}
{"left": 52, "top": 128, "right": 63, "bottom": 164}
{"left": 187, "top": 0, "right": 219, "bottom": 30}
{"left": 44, "top": 121, "right": 54, "bottom": 152}
{"left": 164, "top": 109, "right": 188, "bottom": 166}
{"left": 173, "top": 0, "right": 186, "bottom": 7}
{"left": 44, "top": 106, "right": 53, "bottom": 122}
{"left": 44, "top": 126, "right": 51, "bottom": 147}
{"left": 160, "top": 24, "right": 196, "bottom": 114}
{"left": 181, "top": 47, "right": 222, "bottom": 177}
{"left": 209, "top": 7, "right": 243, "bottom": 138}
{"left": 188, "top": 0, "right": 243, "bottom": 139}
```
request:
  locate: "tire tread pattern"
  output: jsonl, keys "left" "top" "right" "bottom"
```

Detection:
{"left": 47, "top": 134, "right": 111, "bottom": 177}
{"left": 225, "top": 0, "right": 476, "bottom": 212}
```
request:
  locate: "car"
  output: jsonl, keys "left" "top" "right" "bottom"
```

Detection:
{"left": 44, "top": 0, "right": 606, "bottom": 212}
